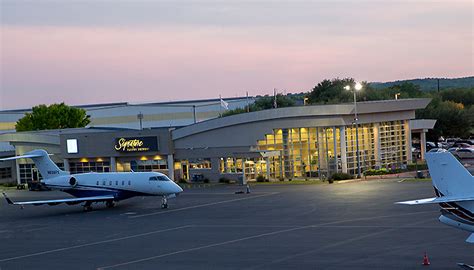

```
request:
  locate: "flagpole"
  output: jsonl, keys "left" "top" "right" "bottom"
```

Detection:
{"left": 246, "top": 91, "right": 249, "bottom": 113}
{"left": 273, "top": 88, "right": 277, "bottom": 109}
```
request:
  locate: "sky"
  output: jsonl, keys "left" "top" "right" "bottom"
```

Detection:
{"left": 1, "top": 0, "right": 473, "bottom": 110}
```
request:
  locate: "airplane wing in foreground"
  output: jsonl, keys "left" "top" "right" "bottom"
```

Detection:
{"left": 2, "top": 192, "right": 114, "bottom": 206}
{"left": 396, "top": 196, "right": 474, "bottom": 205}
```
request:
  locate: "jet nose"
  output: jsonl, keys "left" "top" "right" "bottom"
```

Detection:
{"left": 173, "top": 182, "right": 183, "bottom": 194}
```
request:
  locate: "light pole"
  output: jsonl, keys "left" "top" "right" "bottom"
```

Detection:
{"left": 345, "top": 82, "right": 363, "bottom": 178}
{"left": 137, "top": 112, "right": 143, "bottom": 130}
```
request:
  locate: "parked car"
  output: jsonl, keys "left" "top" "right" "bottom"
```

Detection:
{"left": 452, "top": 142, "right": 472, "bottom": 149}
{"left": 455, "top": 139, "right": 474, "bottom": 145}
{"left": 452, "top": 148, "right": 474, "bottom": 159}
{"left": 412, "top": 142, "right": 437, "bottom": 152}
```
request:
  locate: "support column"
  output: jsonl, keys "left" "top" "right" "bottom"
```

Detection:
{"left": 223, "top": 158, "right": 228, "bottom": 173}
{"left": 242, "top": 159, "right": 247, "bottom": 185}
{"left": 373, "top": 123, "right": 382, "bottom": 169}
{"left": 405, "top": 120, "right": 412, "bottom": 163}
{"left": 15, "top": 159, "right": 21, "bottom": 185}
{"left": 110, "top": 157, "right": 117, "bottom": 172}
{"left": 63, "top": 158, "right": 70, "bottom": 172}
{"left": 332, "top": 127, "right": 338, "bottom": 173}
{"left": 265, "top": 157, "right": 271, "bottom": 180}
{"left": 339, "top": 126, "right": 348, "bottom": 173}
{"left": 420, "top": 130, "right": 427, "bottom": 161}
{"left": 167, "top": 154, "right": 175, "bottom": 181}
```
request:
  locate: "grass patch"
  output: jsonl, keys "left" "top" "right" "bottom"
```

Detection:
{"left": 0, "top": 186, "right": 18, "bottom": 191}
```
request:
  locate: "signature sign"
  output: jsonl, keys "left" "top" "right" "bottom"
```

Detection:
{"left": 114, "top": 137, "right": 158, "bottom": 152}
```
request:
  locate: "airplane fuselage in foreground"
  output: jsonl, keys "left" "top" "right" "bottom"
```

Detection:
{"left": 397, "top": 150, "right": 474, "bottom": 243}
{"left": 45, "top": 171, "right": 182, "bottom": 200}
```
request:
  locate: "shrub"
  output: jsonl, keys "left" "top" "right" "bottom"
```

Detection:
{"left": 0, "top": 182, "right": 17, "bottom": 187}
{"left": 364, "top": 168, "right": 389, "bottom": 176}
{"left": 390, "top": 168, "right": 403, "bottom": 174}
{"left": 256, "top": 175, "right": 267, "bottom": 182}
{"left": 219, "top": 177, "right": 231, "bottom": 184}
{"left": 178, "top": 178, "right": 188, "bottom": 184}
{"left": 329, "top": 172, "right": 353, "bottom": 181}
{"left": 203, "top": 178, "right": 210, "bottom": 183}
{"left": 406, "top": 163, "right": 428, "bottom": 171}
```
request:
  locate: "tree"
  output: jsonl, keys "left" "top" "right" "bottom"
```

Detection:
{"left": 417, "top": 98, "right": 471, "bottom": 140}
{"left": 222, "top": 94, "right": 295, "bottom": 117}
{"left": 440, "top": 88, "right": 474, "bottom": 107}
{"left": 307, "top": 78, "right": 355, "bottom": 104}
{"left": 16, "top": 103, "right": 90, "bottom": 132}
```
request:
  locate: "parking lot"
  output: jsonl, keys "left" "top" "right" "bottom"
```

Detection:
{"left": 0, "top": 179, "right": 472, "bottom": 270}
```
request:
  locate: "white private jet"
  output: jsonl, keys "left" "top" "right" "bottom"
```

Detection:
{"left": 1, "top": 149, "right": 183, "bottom": 211}
{"left": 397, "top": 150, "right": 474, "bottom": 243}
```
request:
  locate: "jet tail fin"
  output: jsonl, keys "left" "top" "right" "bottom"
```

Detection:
{"left": 0, "top": 149, "right": 68, "bottom": 179}
{"left": 426, "top": 152, "right": 474, "bottom": 197}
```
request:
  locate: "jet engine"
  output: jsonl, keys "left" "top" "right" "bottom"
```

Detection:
{"left": 68, "top": 177, "right": 78, "bottom": 188}
{"left": 42, "top": 175, "right": 79, "bottom": 189}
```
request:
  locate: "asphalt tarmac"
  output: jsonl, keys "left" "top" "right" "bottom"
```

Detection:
{"left": 0, "top": 179, "right": 472, "bottom": 270}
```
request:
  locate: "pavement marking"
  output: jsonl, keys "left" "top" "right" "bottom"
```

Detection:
{"left": 97, "top": 225, "right": 314, "bottom": 270}
{"left": 0, "top": 225, "right": 192, "bottom": 263}
{"left": 193, "top": 224, "right": 447, "bottom": 229}
{"left": 181, "top": 192, "right": 269, "bottom": 195}
{"left": 245, "top": 219, "right": 432, "bottom": 270}
{"left": 120, "top": 212, "right": 137, "bottom": 215}
{"left": 97, "top": 210, "right": 437, "bottom": 269}
{"left": 129, "top": 192, "right": 279, "bottom": 219}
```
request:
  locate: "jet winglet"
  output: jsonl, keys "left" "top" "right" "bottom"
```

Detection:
{"left": 2, "top": 192, "right": 14, "bottom": 205}
{"left": 466, "top": 233, "right": 474, "bottom": 244}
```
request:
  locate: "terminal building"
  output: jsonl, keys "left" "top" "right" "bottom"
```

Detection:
{"left": 0, "top": 98, "right": 434, "bottom": 184}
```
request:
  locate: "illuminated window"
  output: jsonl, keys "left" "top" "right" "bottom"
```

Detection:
{"left": 189, "top": 158, "right": 211, "bottom": 169}
{"left": 67, "top": 139, "right": 78, "bottom": 154}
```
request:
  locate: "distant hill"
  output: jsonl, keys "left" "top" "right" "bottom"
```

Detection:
{"left": 369, "top": 76, "right": 474, "bottom": 91}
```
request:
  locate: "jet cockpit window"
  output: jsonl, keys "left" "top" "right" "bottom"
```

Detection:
{"left": 157, "top": 176, "right": 169, "bottom": 181}
{"left": 149, "top": 176, "right": 169, "bottom": 181}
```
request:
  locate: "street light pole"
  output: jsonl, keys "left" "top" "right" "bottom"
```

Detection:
{"left": 346, "top": 83, "right": 362, "bottom": 178}
{"left": 353, "top": 89, "right": 361, "bottom": 178}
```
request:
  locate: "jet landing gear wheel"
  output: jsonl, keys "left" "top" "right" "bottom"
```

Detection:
{"left": 161, "top": 196, "right": 168, "bottom": 209}
{"left": 106, "top": 200, "right": 115, "bottom": 208}
{"left": 83, "top": 202, "right": 93, "bottom": 212}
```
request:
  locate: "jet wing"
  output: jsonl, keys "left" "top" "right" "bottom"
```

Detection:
{"left": 396, "top": 196, "right": 474, "bottom": 205}
{"left": 2, "top": 192, "right": 114, "bottom": 206}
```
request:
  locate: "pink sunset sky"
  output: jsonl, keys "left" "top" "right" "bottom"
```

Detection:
{"left": 0, "top": 0, "right": 472, "bottom": 110}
